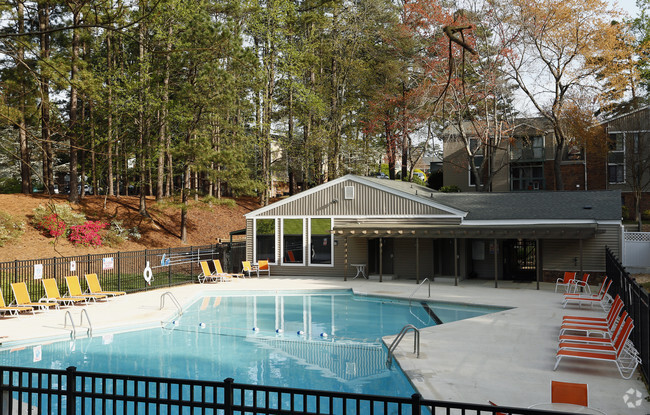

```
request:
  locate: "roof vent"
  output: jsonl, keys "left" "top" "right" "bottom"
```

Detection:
{"left": 344, "top": 186, "right": 355, "bottom": 200}
{"left": 583, "top": 205, "right": 592, "bottom": 210}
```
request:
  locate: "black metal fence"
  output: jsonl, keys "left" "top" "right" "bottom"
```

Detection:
{"left": 0, "top": 366, "right": 571, "bottom": 415}
{"left": 605, "top": 247, "right": 650, "bottom": 383}
{"left": 0, "top": 242, "right": 246, "bottom": 305}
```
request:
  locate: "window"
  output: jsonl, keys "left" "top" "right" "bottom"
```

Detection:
{"left": 511, "top": 163, "right": 544, "bottom": 191}
{"left": 255, "top": 219, "right": 276, "bottom": 263}
{"left": 511, "top": 136, "right": 544, "bottom": 160}
{"left": 468, "top": 138, "right": 484, "bottom": 187}
{"left": 282, "top": 219, "right": 304, "bottom": 264}
{"left": 608, "top": 133, "right": 625, "bottom": 184}
{"left": 310, "top": 218, "right": 332, "bottom": 265}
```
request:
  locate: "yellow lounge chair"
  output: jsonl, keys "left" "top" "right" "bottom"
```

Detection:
{"left": 198, "top": 261, "right": 222, "bottom": 283}
{"left": 0, "top": 288, "right": 33, "bottom": 316}
{"left": 65, "top": 276, "right": 107, "bottom": 302}
{"left": 242, "top": 260, "right": 270, "bottom": 278}
{"left": 213, "top": 259, "right": 240, "bottom": 280}
{"left": 85, "top": 273, "right": 126, "bottom": 297}
{"left": 11, "top": 282, "right": 58, "bottom": 310}
{"left": 242, "top": 260, "right": 255, "bottom": 277}
{"left": 42, "top": 278, "right": 86, "bottom": 306}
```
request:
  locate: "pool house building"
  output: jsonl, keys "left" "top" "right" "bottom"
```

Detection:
{"left": 244, "top": 175, "right": 622, "bottom": 284}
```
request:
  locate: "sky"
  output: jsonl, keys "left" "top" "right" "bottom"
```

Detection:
{"left": 615, "top": 0, "right": 640, "bottom": 16}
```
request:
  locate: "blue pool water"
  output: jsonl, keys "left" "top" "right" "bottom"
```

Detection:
{"left": 0, "top": 290, "right": 505, "bottom": 398}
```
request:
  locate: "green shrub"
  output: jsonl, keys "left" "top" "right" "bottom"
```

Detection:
{"left": 642, "top": 210, "right": 650, "bottom": 221}
{"left": 0, "top": 178, "right": 21, "bottom": 193}
{"left": 0, "top": 211, "right": 24, "bottom": 246}
{"left": 439, "top": 185, "right": 461, "bottom": 193}
{"left": 32, "top": 204, "right": 86, "bottom": 230}
{"left": 202, "top": 196, "right": 236, "bottom": 208}
{"left": 622, "top": 205, "right": 629, "bottom": 220}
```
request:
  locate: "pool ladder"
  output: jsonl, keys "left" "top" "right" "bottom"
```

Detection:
{"left": 408, "top": 278, "right": 431, "bottom": 306}
{"left": 160, "top": 292, "right": 183, "bottom": 315}
{"left": 64, "top": 309, "right": 93, "bottom": 339}
{"left": 385, "top": 324, "right": 420, "bottom": 368}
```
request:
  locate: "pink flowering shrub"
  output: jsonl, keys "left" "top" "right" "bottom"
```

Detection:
{"left": 37, "top": 214, "right": 66, "bottom": 238}
{"left": 67, "top": 221, "right": 107, "bottom": 247}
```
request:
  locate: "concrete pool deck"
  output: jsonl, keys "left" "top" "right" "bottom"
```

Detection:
{"left": 0, "top": 277, "right": 648, "bottom": 415}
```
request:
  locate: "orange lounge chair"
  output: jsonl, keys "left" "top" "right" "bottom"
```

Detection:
{"left": 258, "top": 260, "right": 270, "bottom": 277}
{"left": 559, "top": 296, "right": 623, "bottom": 336}
{"left": 559, "top": 317, "right": 636, "bottom": 355}
{"left": 555, "top": 271, "right": 577, "bottom": 293}
{"left": 568, "top": 273, "right": 591, "bottom": 294}
{"left": 554, "top": 317, "right": 641, "bottom": 379}
{"left": 65, "top": 276, "right": 107, "bottom": 302}
{"left": 562, "top": 280, "right": 612, "bottom": 309}
{"left": 85, "top": 273, "right": 126, "bottom": 297}
{"left": 0, "top": 288, "right": 33, "bottom": 316}
{"left": 564, "top": 277, "right": 608, "bottom": 300}
{"left": 42, "top": 278, "right": 86, "bottom": 306}
{"left": 559, "top": 310, "right": 629, "bottom": 344}
{"left": 11, "top": 282, "right": 58, "bottom": 311}
{"left": 562, "top": 295, "right": 622, "bottom": 324}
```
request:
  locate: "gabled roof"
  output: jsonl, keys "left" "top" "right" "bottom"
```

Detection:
{"left": 246, "top": 175, "right": 621, "bottom": 224}
{"left": 245, "top": 175, "right": 468, "bottom": 218}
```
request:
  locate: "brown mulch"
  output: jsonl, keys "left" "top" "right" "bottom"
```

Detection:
{"left": 0, "top": 194, "right": 260, "bottom": 262}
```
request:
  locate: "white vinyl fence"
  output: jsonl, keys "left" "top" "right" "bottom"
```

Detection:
{"left": 623, "top": 231, "right": 650, "bottom": 272}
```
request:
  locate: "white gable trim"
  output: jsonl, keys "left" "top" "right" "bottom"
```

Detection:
{"left": 244, "top": 175, "right": 468, "bottom": 218}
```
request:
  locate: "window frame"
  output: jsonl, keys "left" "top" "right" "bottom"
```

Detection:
{"left": 253, "top": 218, "right": 278, "bottom": 265}
{"left": 308, "top": 217, "right": 334, "bottom": 268}
{"left": 608, "top": 132, "right": 626, "bottom": 184}
{"left": 280, "top": 218, "right": 306, "bottom": 266}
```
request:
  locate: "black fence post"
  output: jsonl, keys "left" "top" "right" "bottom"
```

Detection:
{"left": 87, "top": 254, "right": 90, "bottom": 279}
{"left": 168, "top": 247, "right": 172, "bottom": 285}
{"left": 13, "top": 259, "right": 17, "bottom": 283}
{"left": 410, "top": 393, "right": 422, "bottom": 415}
{"left": 117, "top": 251, "right": 121, "bottom": 291}
{"left": 190, "top": 246, "right": 194, "bottom": 281}
{"left": 144, "top": 249, "right": 148, "bottom": 289}
{"left": 66, "top": 366, "right": 77, "bottom": 415}
{"left": 224, "top": 378, "right": 234, "bottom": 415}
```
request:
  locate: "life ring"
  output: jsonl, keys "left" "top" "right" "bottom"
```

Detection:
{"left": 143, "top": 261, "right": 153, "bottom": 285}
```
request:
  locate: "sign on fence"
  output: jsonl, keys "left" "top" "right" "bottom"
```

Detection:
{"left": 102, "top": 257, "right": 114, "bottom": 270}
{"left": 33, "top": 264, "right": 43, "bottom": 280}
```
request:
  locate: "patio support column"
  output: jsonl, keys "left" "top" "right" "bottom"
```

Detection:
{"left": 536, "top": 239, "right": 541, "bottom": 290}
{"left": 454, "top": 237, "right": 458, "bottom": 286}
{"left": 344, "top": 236, "right": 348, "bottom": 281}
{"left": 379, "top": 237, "right": 383, "bottom": 283}
{"left": 494, "top": 238, "right": 498, "bottom": 288}
{"left": 416, "top": 237, "right": 420, "bottom": 284}
{"left": 579, "top": 239, "right": 583, "bottom": 278}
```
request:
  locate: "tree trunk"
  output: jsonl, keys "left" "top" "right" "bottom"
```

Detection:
{"left": 68, "top": 3, "right": 81, "bottom": 203}
{"left": 17, "top": 1, "right": 31, "bottom": 194}
{"left": 138, "top": 4, "right": 148, "bottom": 216}
{"left": 553, "top": 126, "right": 565, "bottom": 191}
{"left": 39, "top": 2, "right": 54, "bottom": 194}
{"left": 180, "top": 164, "right": 190, "bottom": 243}
{"left": 107, "top": 31, "right": 114, "bottom": 196}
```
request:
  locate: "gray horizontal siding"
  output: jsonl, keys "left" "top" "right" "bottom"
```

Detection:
{"left": 542, "top": 224, "right": 621, "bottom": 272}
{"left": 257, "top": 180, "right": 453, "bottom": 217}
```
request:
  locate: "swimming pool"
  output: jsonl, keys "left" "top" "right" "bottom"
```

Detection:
{"left": 0, "top": 290, "right": 505, "bottom": 398}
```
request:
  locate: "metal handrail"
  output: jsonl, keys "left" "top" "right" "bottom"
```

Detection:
{"left": 408, "top": 278, "right": 431, "bottom": 305}
{"left": 64, "top": 310, "right": 76, "bottom": 339}
{"left": 65, "top": 310, "right": 93, "bottom": 339}
{"left": 386, "top": 324, "right": 420, "bottom": 368}
{"left": 80, "top": 309, "right": 93, "bottom": 337}
{"left": 160, "top": 292, "right": 183, "bottom": 315}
